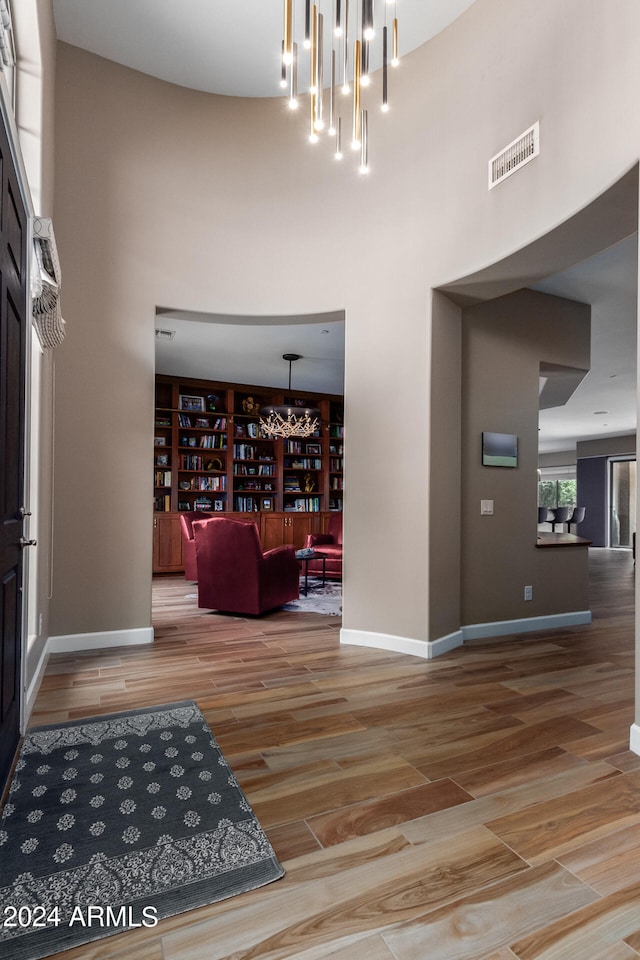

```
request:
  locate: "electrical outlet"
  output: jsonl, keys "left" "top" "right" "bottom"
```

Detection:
{"left": 480, "top": 499, "right": 494, "bottom": 515}
{"left": 524, "top": 585, "right": 533, "bottom": 601}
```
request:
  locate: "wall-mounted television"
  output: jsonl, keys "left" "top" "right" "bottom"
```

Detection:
{"left": 482, "top": 431, "right": 518, "bottom": 468}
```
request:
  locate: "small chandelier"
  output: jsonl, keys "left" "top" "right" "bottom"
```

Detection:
{"left": 260, "top": 354, "right": 321, "bottom": 439}
{"left": 281, "top": 0, "right": 399, "bottom": 174}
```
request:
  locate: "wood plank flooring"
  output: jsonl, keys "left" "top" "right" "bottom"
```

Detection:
{"left": 28, "top": 547, "right": 640, "bottom": 959}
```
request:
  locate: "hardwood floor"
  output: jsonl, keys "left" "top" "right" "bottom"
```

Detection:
{"left": 30, "top": 547, "right": 640, "bottom": 959}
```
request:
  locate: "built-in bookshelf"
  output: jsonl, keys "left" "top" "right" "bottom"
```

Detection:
{"left": 328, "top": 400, "right": 344, "bottom": 512}
{"left": 154, "top": 375, "right": 344, "bottom": 514}
{"left": 231, "top": 390, "right": 278, "bottom": 512}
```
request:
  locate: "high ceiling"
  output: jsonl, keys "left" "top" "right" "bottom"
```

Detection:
{"left": 52, "top": 0, "right": 638, "bottom": 455}
{"left": 535, "top": 236, "right": 637, "bottom": 455}
{"left": 52, "top": 0, "right": 477, "bottom": 98}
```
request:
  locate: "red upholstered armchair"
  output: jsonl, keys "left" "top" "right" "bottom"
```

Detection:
{"left": 304, "top": 513, "right": 342, "bottom": 579}
{"left": 193, "top": 517, "right": 299, "bottom": 615}
{"left": 179, "top": 511, "right": 213, "bottom": 581}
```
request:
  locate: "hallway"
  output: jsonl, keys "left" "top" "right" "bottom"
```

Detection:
{"left": 30, "top": 548, "right": 639, "bottom": 959}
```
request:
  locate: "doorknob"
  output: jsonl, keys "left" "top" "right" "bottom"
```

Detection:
{"left": 18, "top": 538, "right": 37, "bottom": 548}
{"left": 19, "top": 507, "right": 32, "bottom": 519}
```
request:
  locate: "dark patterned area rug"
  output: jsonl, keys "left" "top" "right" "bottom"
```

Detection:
{"left": 283, "top": 579, "right": 342, "bottom": 616}
{"left": 0, "top": 701, "right": 283, "bottom": 960}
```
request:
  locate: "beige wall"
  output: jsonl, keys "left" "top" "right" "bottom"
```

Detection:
{"left": 539, "top": 452, "right": 577, "bottom": 469}
{"left": 577, "top": 435, "right": 636, "bottom": 459}
{"left": 460, "top": 290, "right": 590, "bottom": 625}
{"left": 46, "top": 1, "right": 640, "bottom": 667}
{"left": 429, "top": 292, "right": 462, "bottom": 641}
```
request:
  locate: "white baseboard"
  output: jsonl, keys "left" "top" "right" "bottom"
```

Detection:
{"left": 630, "top": 723, "right": 640, "bottom": 757}
{"left": 341, "top": 611, "right": 592, "bottom": 661}
{"left": 462, "top": 610, "right": 591, "bottom": 641}
{"left": 340, "top": 628, "right": 463, "bottom": 660}
{"left": 23, "top": 637, "right": 50, "bottom": 729}
{"left": 48, "top": 627, "right": 154, "bottom": 654}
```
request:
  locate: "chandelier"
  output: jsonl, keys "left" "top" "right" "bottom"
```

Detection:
{"left": 260, "top": 354, "right": 321, "bottom": 439}
{"left": 281, "top": 0, "right": 399, "bottom": 173}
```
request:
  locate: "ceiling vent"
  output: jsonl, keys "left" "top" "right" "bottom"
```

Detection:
{"left": 489, "top": 122, "right": 540, "bottom": 189}
{"left": 155, "top": 328, "right": 175, "bottom": 341}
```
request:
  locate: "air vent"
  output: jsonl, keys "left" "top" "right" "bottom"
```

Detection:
{"left": 488, "top": 122, "right": 540, "bottom": 189}
{"left": 155, "top": 328, "right": 175, "bottom": 341}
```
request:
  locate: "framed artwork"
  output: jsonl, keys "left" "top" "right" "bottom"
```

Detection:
{"left": 179, "top": 395, "right": 205, "bottom": 412}
{"left": 482, "top": 432, "right": 518, "bottom": 468}
{"left": 306, "top": 443, "right": 321, "bottom": 455}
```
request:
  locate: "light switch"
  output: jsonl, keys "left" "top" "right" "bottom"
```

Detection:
{"left": 481, "top": 499, "right": 494, "bottom": 515}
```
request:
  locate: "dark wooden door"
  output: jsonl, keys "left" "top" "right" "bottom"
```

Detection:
{"left": 0, "top": 106, "right": 28, "bottom": 791}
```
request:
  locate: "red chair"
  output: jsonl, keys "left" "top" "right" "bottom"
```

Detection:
{"left": 193, "top": 517, "right": 299, "bottom": 615}
{"left": 304, "top": 513, "right": 342, "bottom": 579}
{"left": 179, "top": 511, "right": 212, "bottom": 580}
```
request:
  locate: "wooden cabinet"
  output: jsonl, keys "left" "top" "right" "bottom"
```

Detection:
{"left": 261, "top": 513, "right": 322, "bottom": 551}
{"left": 152, "top": 513, "right": 183, "bottom": 573}
{"left": 152, "top": 511, "right": 329, "bottom": 573}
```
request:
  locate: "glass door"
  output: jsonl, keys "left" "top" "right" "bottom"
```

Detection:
{"left": 610, "top": 458, "right": 636, "bottom": 548}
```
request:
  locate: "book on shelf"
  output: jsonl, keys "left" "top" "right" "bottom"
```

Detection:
{"left": 233, "top": 443, "right": 257, "bottom": 460}
{"left": 200, "top": 434, "right": 226, "bottom": 449}
{"left": 190, "top": 475, "right": 226, "bottom": 491}
{"left": 284, "top": 457, "right": 322, "bottom": 470}
{"left": 284, "top": 496, "right": 321, "bottom": 512}
{"left": 181, "top": 454, "right": 203, "bottom": 470}
{"left": 154, "top": 470, "right": 172, "bottom": 487}
{"left": 234, "top": 495, "right": 259, "bottom": 512}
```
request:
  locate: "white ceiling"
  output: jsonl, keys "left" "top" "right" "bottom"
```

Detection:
{"left": 155, "top": 310, "right": 346, "bottom": 395}
{"left": 535, "top": 236, "right": 637, "bottom": 455}
{"left": 52, "top": 0, "right": 638, "bottom": 455}
{"left": 52, "top": 0, "right": 478, "bottom": 98}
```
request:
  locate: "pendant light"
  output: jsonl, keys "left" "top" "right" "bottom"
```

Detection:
{"left": 280, "top": 0, "right": 400, "bottom": 172}
{"left": 259, "top": 354, "right": 321, "bottom": 439}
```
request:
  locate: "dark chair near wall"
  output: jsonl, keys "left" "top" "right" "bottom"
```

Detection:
{"left": 193, "top": 517, "right": 299, "bottom": 615}
{"left": 538, "top": 507, "right": 553, "bottom": 524}
{"left": 179, "top": 511, "right": 213, "bottom": 581}
{"left": 568, "top": 506, "right": 586, "bottom": 533}
{"left": 551, "top": 506, "right": 572, "bottom": 532}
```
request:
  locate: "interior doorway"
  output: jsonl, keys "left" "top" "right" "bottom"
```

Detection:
{"left": 152, "top": 310, "right": 346, "bottom": 597}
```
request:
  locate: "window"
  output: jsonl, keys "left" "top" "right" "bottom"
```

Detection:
{"left": 538, "top": 465, "right": 576, "bottom": 509}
